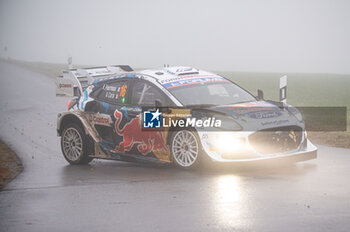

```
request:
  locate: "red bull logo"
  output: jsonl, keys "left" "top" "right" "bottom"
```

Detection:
{"left": 111, "top": 110, "right": 168, "bottom": 155}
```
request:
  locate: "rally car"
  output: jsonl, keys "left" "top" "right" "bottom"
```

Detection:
{"left": 56, "top": 65, "right": 317, "bottom": 168}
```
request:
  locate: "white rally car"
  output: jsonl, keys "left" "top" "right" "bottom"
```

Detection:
{"left": 56, "top": 65, "right": 317, "bottom": 168}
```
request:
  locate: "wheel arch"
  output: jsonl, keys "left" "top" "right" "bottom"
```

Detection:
{"left": 58, "top": 113, "right": 86, "bottom": 136}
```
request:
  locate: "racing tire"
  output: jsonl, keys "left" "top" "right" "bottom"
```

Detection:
{"left": 61, "top": 123, "right": 93, "bottom": 165}
{"left": 170, "top": 129, "right": 203, "bottom": 169}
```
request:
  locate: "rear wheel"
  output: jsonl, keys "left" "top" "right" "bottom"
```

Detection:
{"left": 61, "top": 123, "right": 93, "bottom": 165}
{"left": 170, "top": 129, "right": 202, "bottom": 169}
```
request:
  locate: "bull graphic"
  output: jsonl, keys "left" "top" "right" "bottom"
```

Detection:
{"left": 111, "top": 110, "right": 168, "bottom": 155}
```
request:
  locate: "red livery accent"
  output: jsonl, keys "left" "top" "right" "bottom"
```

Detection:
{"left": 59, "top": 83, "right": 72, "bottom": 88}
{"left": 111, "top": 110, "right": 168, "bottom": 155}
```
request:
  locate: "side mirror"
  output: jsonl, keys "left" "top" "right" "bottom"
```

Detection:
{"left": 155, "top": 99, "right": 171, "bottom": 114}
{"left": 257, "top": 89, "right": 264, "bottom": 100}
{"left": 155, "top": 99, "right": 162, "bottom": 108}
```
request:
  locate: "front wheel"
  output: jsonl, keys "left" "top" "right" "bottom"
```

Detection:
{"left": 61, "top": 123, "right": 93, "bottom": 165}
{"left": 170, "top": 129, "right": 202, "bottom": 169}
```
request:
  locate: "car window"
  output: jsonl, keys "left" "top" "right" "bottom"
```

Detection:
{"left": 95, "top": 81, "right": 129, "bottom": 105}
{"left": 168, "top": 81, "right": 255, "bottom": 106}
{"left": 131, "top": 81, "right": 173, "bottom": 106}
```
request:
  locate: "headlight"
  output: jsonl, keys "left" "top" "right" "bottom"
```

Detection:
{"left": 214, "top": 133, "right": 247, "bottom": 153}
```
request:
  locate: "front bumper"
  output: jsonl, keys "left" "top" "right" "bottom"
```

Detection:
{"left": 201, "top": 135, "right": 317, "bottom": 163}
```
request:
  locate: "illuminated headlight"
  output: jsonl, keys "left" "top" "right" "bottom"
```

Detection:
{"left": 214, "top": 133, "right": 247, "bottom": 153}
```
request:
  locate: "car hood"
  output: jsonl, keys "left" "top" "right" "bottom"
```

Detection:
{"left": 190, "top": 101, "right": 304, "bottom": 132}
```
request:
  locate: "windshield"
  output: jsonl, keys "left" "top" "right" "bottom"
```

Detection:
{"left": 167, "top": 80, "right": 255, "bottom": 106}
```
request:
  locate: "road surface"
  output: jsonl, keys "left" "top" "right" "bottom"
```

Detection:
{"left": 0, "top": 61, "right": 349, "bottom": 231}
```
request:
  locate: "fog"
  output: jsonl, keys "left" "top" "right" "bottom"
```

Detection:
{"left": 0, "top": 0, "right": 349, "bottom": 73}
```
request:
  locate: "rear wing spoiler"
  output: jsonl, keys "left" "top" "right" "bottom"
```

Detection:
{"left": 55, "top": 65, "right": 133, "bottom": 97}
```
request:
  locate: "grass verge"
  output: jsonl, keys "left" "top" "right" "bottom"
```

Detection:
{"left": 0, "top": 140, "right": 23, "bottom": 190}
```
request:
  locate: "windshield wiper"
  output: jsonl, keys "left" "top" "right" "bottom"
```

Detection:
{"left": 185, "top": 104, "right": 216, "bottom": 108}
{"left": 227, "top": 100, "right": 254, "bottom": 105}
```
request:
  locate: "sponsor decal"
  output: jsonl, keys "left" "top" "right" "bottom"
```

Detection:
{"left": 248, "top": 111, "right": 282, "bottom": 119}
{"left": 261, "top": 119, "right": 290, "bottom": 126}
{"left": 162, "top": 76, "right": 229, "bottom": 89}
{"left": 231, "top": 107, "right": 275, "bottom": 114}
{"left": 166, "top": 67, "right": 198, "bottom": 75}
{"left": 111, "top": 110, "right": 167, "bottom": 155}
{"left": 59, "top": 83, "right": 72, "bottom": 88}
{"left": 92, "top": 113, "right": 112, "bottom": 126}
{"left": 229, "top": 102, "right": 276, "bottom": 114}
{"left": 159, "top": 75, "right": 217, "bottom": 84}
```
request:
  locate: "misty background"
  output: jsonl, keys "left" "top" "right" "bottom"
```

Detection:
{"left": 0, "top": 0, "right": 349, "bottom": 73}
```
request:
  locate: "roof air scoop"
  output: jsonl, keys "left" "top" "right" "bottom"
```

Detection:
{"left": 165, "top": 66, "right": 199, "bottom": 76}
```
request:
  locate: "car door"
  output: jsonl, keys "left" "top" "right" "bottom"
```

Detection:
{"left": 89, "top": 78, "right": 174, "bottom": 162}
{"left": 117, "top": 79, "right": 175, "bottom": 162}
{"left": 86, "top": 79, "right": 131, "bottom": 154}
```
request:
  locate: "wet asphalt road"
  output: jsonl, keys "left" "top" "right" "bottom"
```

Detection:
{"left": 0, "top": 61, "right": 349, "bottom": 231}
